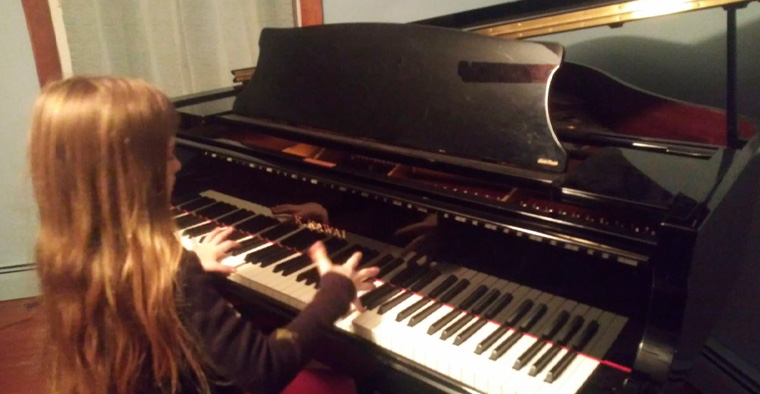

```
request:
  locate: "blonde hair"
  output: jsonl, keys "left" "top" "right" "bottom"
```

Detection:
{"left": 29, "top": 76, "right": 207, "bottom": 394}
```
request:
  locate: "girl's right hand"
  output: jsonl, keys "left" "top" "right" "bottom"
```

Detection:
{"left": 308, "top": 241, "right": 380, "bottom": 311}
{"left": 192, "top": 227, "right": 239, "bottom": 275}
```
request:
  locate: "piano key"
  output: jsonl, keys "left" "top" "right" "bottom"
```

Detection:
{"left": 193, "top": 190, "right": 633, "bottom": 394}
{"left": 193, "top": 202, "right": 238, "bottom": 219}
{"left": 396, "top": 274, "right": 457, "bottom": 322}
{"left": 183, "top": 221, "right": 219, "bottom": 238}
{"left": 528, "top": 311, "right": 588, "bottom": 378}
{"left": 408, "top": 273, "right": 476, "bottom": 328}
{"left": 377, "top": 269, "right": 441, "bottom": 314}
{"left": 176, "top": 214, "right": 207, "bottom": 229}
{"left": 236, "top": 215, "right": 279, "bottom": 234}
{"left": 178, "top": 196, "right": 217, "bottom": 211}
{"left": 215, "top": 209, "right": 256, "bottom": 226}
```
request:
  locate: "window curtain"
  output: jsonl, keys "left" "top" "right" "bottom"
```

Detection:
{"left": 60, "top": 0, "right": 294, "bottom": 97}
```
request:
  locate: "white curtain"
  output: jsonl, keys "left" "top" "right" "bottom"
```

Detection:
{"left": 60, "top": 0, "right": 294, "bottom": 97}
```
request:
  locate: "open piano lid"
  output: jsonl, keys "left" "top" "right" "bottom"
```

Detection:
{"left": 232, "top": 23, "right": 568, "bottom": 175}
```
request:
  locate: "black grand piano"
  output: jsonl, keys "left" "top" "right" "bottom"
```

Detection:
{"left": 169, "top": 2, "right": 760, "bottom": 393}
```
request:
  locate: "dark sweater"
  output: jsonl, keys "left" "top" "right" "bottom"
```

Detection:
{"left": 178, "top": 252, "right": 356, "bottom": 394}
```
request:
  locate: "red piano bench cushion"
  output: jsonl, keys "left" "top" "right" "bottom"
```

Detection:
{"left": 276, "top": 368, "right": 357, "bottom": 394}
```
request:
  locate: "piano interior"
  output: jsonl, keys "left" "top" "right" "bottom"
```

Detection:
{"left": 171, "top": 17, "right": 760, "bottom": 394}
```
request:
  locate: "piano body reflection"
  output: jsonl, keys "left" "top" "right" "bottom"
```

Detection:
{"left": 170, "top": 10, "right": 760, "bottom": 394}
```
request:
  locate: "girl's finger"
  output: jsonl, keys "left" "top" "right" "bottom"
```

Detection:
{"left": 356, "top": 281, "right": 376, "bottom": 293}
{"left": 352, "top": 298, "right": 366, "bottom": 313}
{"left": 343, "top": 251, "right": 362, "bottom": 271}
{"left": 309, "top": 241, "right": 332, "bottom": 274}
{"left": 356, "top": 267, "right": 379, "bottom": 283}
{"left": 271, "top": 204, "right": 296, "bottom": 214}
{"left": 208, "top": 227, "right": 233, "bottom": 244}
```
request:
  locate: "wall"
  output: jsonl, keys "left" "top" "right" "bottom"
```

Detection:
{"left": 0, "top": 1, "right": 42, "bottom": 300}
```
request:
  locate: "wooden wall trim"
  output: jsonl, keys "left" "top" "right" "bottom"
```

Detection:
{"left": 299, "top": 0, "right": 324, "bottom": 26}
{"left": 21, "top": 0, "right": 62, "bottom": 87}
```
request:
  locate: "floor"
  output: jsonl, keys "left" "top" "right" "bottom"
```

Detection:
{"left": 0, "top": 297, "right": 705, "bottom": 394}
{"left": 0, "top": 297, "right": 46, "bottom": 394}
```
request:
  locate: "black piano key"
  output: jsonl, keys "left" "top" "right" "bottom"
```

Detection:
{"left": 259, "top": 222, "right": 300, "bottom": 240}
{"left": 546, "top": 351, "right": 577, "bottom": 383}
{"left": 396, "top": 274, "right": 456, "bottom": 322}
{"left": 247, "top": 246, "right": 286, "bottom": 264}
{"left": 519, "top": 303, "right": 548, "bottom": 331}
{"left": 433, "top": 283, "right": 487, "bottom": 338}
{"left": 458, "top": 285, "right": 488, "bottom": 310}
{"left": 542, "top": 310, "right": 570, "bottom": 339}
{"left": 274, "top": 254, "right": 309, "bottom": 274}
{"left": 183, "top": 221, "right": 218, "bottom": 238}
{"left": 514, "top": 310, "right": 571, "bottom": 370}
{"left": 228, "top": 230, "right": 249, "bottom": 241}
{"left": 179, "top": 197, "right": 217, "bottom": 211}
{"left": 427, "top": 309, "right": 461, "bottom": 335}
{"left": 296, "top": 267, "right": 317, "bottom": 283}
{"left": 426, "top": 274, "right": 458, "bottom": 299}
{"left": 260, "top": 249, "right": 296, "bottom": 267}
{"left": 408, "top": 302, "right": 442, "bottom": 327}
{"left": 322, "top": 237, "right": 348, "bottom": 252}
{"left": 170, "top": 207, "right": 184, "bottom": 216}
{"left": 409, "top": 269, "right": 441, "bottom": 292}
{"left": 572, "top": 320, "right": 599, "bottom": 351}
{"left": 365, "top": 265, "right": 427, "bottom": 310}
{"left": 378, "top": 292, "right": 412, "bottom": 315}
{"left": 359, "top": 283, "right": 394, "bottom": 309}
{"left": 303, "top": 269, "right": 320, "bottom": 286}
{"left": 558, "top": 315, "right": 585, "bottom": 346}
{"left": 440, "top": 279, "right": 470, "bottom": 303}
{"left": 377, "top": 258, "right": 405, "bottom": 279}
{"left": 471, "top": 289, "right": 500, "bottom": 316}
{"left": 440, "top": 313, "right": 475, "bottom": 340}
{"left": 236, "top": 215, "right": 277, "bottom": 234}
{"left": 529, "top": 343, "right": 562, "bottom": 377}
{"left": 483, "top": 292, "right": 513, "bottom": 320}
{"left": 194, "top": 202, "right": 238, "bottom": 219}
{"left": 176, "top": 214, "right": 206, "bottom": 229}
{"left": 505, "top": 299, "right": 534, "bottom": 327}
{"left": 513, "top": 339, "right": 545, "bottom": 370}
{"left": 172, "top": 193, "right": 201, "bottom": 207}
{"left": 232, "top": 237, "right": 267, "bottom": 256}
{"left": 454, "top": 318, "right": 487, "bottom": 346}
{"left": 358, "top": 247, "right": 379, "bottom": 264}
{"left": 396, "top": 297, "right": 432, "bottom": 322}
{"left": 475, "top": 325, "right": 509, "bottom": 355}
{"left": 333, "top": 245, "right": 364, "bottom": 264}
{"left": 490, "top": 330, "right": 523, "bottom": 360}
{"left": 216, "top": 210, "right": 255, "bottom": 226}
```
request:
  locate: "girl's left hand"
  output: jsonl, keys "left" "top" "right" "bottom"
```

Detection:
{"left": 192, "top": 227, "right": 239, "bottom": 275}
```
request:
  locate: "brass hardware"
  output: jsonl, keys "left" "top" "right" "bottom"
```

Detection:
{"left": 472, "top": 0, "right": 751, "bottom": 39}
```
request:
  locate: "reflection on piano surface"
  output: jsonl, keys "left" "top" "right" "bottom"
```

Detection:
{"left": 171, "top": 19, "right": 760, "bottom": 394}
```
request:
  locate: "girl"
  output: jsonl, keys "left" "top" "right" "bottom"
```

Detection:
{"left": 28, "top": 76, "right": 378, "bottom": 394}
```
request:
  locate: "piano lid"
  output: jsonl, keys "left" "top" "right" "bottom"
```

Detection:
{"left": 232, "top": 23, "right": 568, "bottom": 174}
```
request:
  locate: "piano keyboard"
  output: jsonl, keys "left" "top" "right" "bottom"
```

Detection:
{"left": 173, "top": 190, "right": 629, "bottom": 394}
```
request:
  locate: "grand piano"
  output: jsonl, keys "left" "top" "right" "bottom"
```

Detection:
{"left": 169, "top": 1, "right": 760, "bottom": 393}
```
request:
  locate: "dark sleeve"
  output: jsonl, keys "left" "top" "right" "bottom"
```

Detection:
{"left": 179, "top": 253, "right": 355, "bottom": 394}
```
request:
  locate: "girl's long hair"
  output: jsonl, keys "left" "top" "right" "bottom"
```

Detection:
{"left": 29, "top": 77, "right": 207, "bottom": 394}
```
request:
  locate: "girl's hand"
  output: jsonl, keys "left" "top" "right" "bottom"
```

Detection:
{"left": 308, "top": 241, "right": 379, "bottom": 312}
{"left": 192, "top": 227, "right": 239, "bottom": 275}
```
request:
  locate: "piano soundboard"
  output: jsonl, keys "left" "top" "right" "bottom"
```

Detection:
{"left": 173, "top": 190, "right": 629, "bottom": 394}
